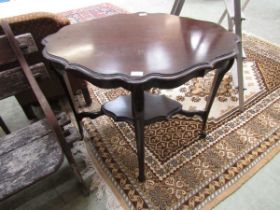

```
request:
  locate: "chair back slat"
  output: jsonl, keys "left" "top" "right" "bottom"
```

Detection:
{"left": 0, "top": 62, "right": 48, "bottom": 100}
{"left": 0, "top": 33, "right": 38, "bottom": 65}
{"left": 0, "top": 30, "right": 47, "bottom": 100}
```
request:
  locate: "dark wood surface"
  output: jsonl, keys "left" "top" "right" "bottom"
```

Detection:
{"left": 102, "top": 92, "right": 182, "bottom": 124}
{"left": 43, "top": 13, "right": 238, "bottom": 89}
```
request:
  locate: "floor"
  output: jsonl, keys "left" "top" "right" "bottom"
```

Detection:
{"left": 0, "top": 0, "right": 279, "bottom": 210}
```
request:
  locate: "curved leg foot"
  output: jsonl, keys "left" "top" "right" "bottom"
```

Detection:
{"left": 199, "top": 132, "right": 207, "bottom": 139}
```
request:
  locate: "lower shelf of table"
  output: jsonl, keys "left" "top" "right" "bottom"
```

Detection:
{"left": 102, "top": 92, "right": 182, "bottom": 125}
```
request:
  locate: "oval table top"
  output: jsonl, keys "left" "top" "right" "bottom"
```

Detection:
{"left": 42, "top": 13, "right": 238, "bottom": 87}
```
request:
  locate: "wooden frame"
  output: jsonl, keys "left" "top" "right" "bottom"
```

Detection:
{"left": 0, "top": 20, "right": 88, "bottom": 200}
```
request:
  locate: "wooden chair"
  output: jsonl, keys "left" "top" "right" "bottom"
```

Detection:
{"left": 0, "top": 20, "right": 88, "bottom": 201}
{"left": 3, "top": 12, "right": 92, "bottom": 120}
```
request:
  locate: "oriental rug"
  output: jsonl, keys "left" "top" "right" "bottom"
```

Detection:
{"left": 62, "top": 4, "right": 280, "bottom": 210}
{"left": 61, "top": 2, "right": 126, "bottom": 23}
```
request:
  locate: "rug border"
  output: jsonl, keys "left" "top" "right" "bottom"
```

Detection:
{"left": 201, "top": 143, "right": 280, "bottom": 210}
{"left": 201, "top": 34, "right": 280, "bottom": 209}
{"left": 85, "top": 138, "right": 132, "bottom": 210}
{"left": 85, "top": 130, "right": 280, "bottom": 210}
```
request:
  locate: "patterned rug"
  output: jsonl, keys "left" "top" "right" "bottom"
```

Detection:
{"left": 61, "top": 3, "right": 126, "bottom": 23}
{"left": 62, "top": 4, "right": 280, "bottom": 210}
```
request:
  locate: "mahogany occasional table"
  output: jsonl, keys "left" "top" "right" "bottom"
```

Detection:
{"left": 42, "top": 13, "right": 239, "bottom": 182}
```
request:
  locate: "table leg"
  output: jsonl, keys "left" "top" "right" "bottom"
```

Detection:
{"left": 200, "top": 60, "right": 234, "bottom": 138}
{"left": 51, "top": 64, "right": 84, "bottom": 138}
{"left": 61, "top": 72, "right": 84, "bottom": 137}
{"left": 131, "top": 87, "right": 145, "bottom": 182}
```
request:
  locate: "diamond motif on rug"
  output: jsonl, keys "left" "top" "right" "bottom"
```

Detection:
{"left": 158, "top": 60, "right": 266, "bottom": 121}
